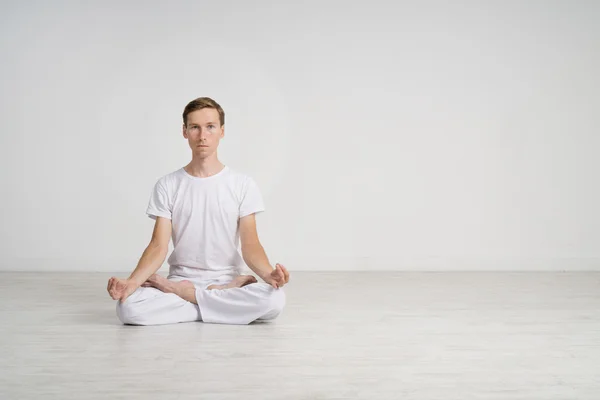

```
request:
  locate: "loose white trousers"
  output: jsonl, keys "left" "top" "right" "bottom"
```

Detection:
{"left": 116, "top": 275, "right": 286, "bottom": 325}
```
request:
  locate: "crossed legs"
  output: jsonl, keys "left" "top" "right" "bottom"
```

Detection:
{"left": 116, "top": 274, "right": 286, "bottom": 326}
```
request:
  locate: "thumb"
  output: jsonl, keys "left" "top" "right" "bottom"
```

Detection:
{"left": 264, "top": 277, "right": 276, "bottom": 288}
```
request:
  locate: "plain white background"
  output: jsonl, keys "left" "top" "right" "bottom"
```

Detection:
{"left": 1, "top": 1, "right": 598, "bottom": 272}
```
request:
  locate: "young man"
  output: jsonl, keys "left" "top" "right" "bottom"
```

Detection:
{"left": 107, "top": 97, "right": 290, "bottom": 325}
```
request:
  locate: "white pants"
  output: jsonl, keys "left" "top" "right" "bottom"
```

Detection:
{"left": 116, "top": 275, "right": 286, "bottom": 325}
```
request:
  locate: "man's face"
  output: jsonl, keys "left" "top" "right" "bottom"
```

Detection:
{"left": 182, "top": 108, "right": 224, "bottom": 157}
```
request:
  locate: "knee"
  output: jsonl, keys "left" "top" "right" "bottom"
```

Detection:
{"left": 116, "top": 298, "right": 142, "bottom": 325}
{"left": 259, "top": 286, "right": 286, "bottom": 320}
{"left": 270, "top": 287, "right": 286, "bottom": 313}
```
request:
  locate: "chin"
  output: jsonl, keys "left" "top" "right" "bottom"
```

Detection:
{"left": 194, "top": 150, "right": 212, "bottom": 158}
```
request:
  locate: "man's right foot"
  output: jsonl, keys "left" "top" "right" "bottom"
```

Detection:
{"left": 207, "top": 275, "right": 257, "bottom": 290}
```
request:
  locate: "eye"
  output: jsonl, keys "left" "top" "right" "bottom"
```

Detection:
{"left": 208, "top": 125, "right": 215, "bottom": 129}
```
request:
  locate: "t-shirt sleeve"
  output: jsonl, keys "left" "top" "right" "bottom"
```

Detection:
{"left": 239, "top": 176, "right": 265, "bottom": 218}
{"left": 146, "top": 179, "right": 172, "bottom": 220}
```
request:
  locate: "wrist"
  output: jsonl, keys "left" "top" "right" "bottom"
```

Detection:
{"left": 127, "top": 276, "right": 144, "bottom": 287}
{"left": 257, "top": 268, "right": 273, "bottom": 282}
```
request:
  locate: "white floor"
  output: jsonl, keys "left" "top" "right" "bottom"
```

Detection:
{"left": 1, "top": 271, "right": 599, "bottom": 399}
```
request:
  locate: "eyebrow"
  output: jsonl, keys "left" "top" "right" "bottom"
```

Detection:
{"left": 189, "top": 122, "right": 217, "bottom": 125}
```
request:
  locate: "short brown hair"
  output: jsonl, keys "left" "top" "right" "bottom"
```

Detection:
{"left": 182, "top": 97, "right": 225, "bottom": 126}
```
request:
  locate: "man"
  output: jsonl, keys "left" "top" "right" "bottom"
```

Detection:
{"left": 107, "top": 97, "right": 289, "bottom": 325}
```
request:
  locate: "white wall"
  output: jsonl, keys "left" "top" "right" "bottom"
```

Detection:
{"left": 1, "top": 1, "right": 598, "bottom": 272}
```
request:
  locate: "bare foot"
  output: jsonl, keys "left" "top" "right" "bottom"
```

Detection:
{"left": 142, "top": 274, "right": 193, "bottom": 294}
{"left": 207, "top": 275, "right": 257, "bottom": 290}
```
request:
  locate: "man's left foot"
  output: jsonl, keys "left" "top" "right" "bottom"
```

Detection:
{"left": 207, "top": 275, "right": 257, "bottom": 290}
{"left": 142, "top": 274, "right": 194, "bottom": 294}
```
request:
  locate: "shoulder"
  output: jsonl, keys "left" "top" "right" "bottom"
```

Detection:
{"left": 153, "top": 168, "right": 185, "bottom": 191}
{"left": 224, "top": 166, "right": 259, "bottom": 189}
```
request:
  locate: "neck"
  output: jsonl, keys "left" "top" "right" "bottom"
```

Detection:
{"left": 185, "top": 154, "right": 225, "bottom": 178}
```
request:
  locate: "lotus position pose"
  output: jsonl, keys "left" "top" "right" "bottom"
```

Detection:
{"left": 107, "top": 97, "right": 289, "bottom": 325}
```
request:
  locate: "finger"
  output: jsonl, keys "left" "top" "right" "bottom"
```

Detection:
{"left": 271, "top": 271, "right": 280, "bottom": 283}
{"left": 109, "top": 279, "right": 118, "bottom": 296}
{"left": 276, "top": 265, "right": 284, "bottom": 281}
{"left": 273, "top": 264, "right": 281, "bottom": 281}
{"left": 109, "top": 281, "right": 119, "bottom": 296}
{"left": 113, "top": 283, "right": 122, "bottom": 296}
{"left": 280, "top": 265, "right": 290, "bottom": 283}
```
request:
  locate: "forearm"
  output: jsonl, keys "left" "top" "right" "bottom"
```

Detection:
{"left": 127, "top": 244, "right": 168, "bottom": 286}
{"left": 242, "top": 243, "right": 274, "bottom": 281}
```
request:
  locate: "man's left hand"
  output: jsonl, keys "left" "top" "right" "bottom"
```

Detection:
{"left": 265, "top": 263, "right": 290, "bottom": 289}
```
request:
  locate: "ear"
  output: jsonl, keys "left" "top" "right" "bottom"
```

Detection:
{"left": 182, "top": 124, "right": 188, "bottom": 139}
{"left": 221, "top": 124, "right": 225, "bottom": 139}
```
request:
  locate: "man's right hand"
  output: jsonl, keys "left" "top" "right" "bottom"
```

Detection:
{"left": 107, "top": 277, "right": 139, "bottom": 302}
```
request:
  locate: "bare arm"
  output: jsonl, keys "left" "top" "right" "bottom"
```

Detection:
{"left": 239, "top": 214, "right": 289, "bottom": 288}
{"left": 128, "top": 216, "right": 172, "bottom": 285}
{"left": 107, "top": 216, "right": 172, "bottom": 301}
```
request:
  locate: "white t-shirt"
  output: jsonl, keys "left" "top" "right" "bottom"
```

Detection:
{"left": 146, "top": 165, "right": 265, "bottom": 280}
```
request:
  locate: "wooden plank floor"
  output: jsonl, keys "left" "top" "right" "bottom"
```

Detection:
{"left": 1, "top": 271, "right": 599, "bottom": 399}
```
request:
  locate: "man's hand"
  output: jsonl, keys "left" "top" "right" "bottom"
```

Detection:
{"left": 263, "top": 263, "right": 290, "bottom": 289}
{"left": 107, "top": 277, "right": 139, "bottom": 302}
